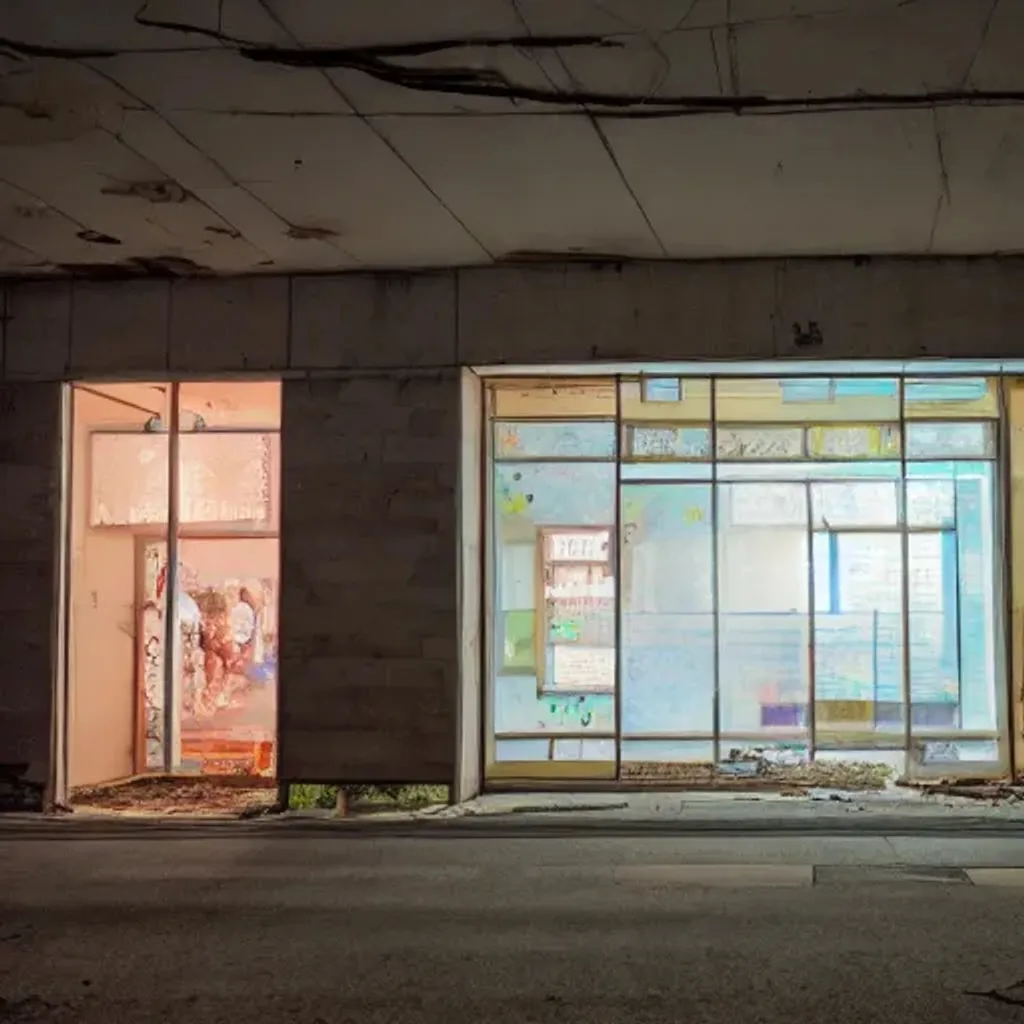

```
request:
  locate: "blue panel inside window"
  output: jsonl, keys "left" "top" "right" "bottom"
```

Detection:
{"left": 905, "top": 378, "right": 988, "bottom": 403}
{"left": 642, "top": 377, "right": 683, "bottom": 402}
{"left": 781, "top": 378, "right": 898, "bottom": 402}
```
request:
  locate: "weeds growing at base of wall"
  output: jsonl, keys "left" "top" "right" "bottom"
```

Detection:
{"left": 287, "top": 784, "right": 450, "bottom": 810}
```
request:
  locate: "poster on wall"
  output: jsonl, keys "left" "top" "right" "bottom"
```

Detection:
{"left": 541, "top": 527, "right": 616, "bottom": 693}
{"left": 90, "top": 432, "right": 277, "bottom": 527}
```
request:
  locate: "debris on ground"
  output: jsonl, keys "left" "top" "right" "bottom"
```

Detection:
{"left": 0, "top": 764, "right": 44, "bottom": 812}
{"left": 914, "top": 782, "right": 1024, "bottom": 803}
{"left": 70, "top": 776, "right": 279, "bottom": 817}
{"left": 620, "top": 758, "right": 893, "bottom": 791}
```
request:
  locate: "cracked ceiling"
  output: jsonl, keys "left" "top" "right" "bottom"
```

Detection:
{"left": 0, "top": 0, "right": 1021, "bottom": 277}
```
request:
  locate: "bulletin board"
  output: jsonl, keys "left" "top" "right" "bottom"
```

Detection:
{"left": 538, "top": 527, "right": 616, "bottom": 694}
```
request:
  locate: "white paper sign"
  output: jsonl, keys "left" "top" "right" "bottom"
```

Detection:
{"left": 551, "top": 645, "right": 615, "bottom": 691}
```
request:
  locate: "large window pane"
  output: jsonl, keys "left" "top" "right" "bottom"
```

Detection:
{"left": 814, "top": 530, "right": 905, "bottom": 741}
{"left": 173, "top": 382, "right": 280, "bottom": 777}
{"left": 621, "top": 484, "right": 714, "bottom": 744}
{"left": 907, "top": 460, "right": 1001, "bottom": 771}
{"left": 490, "top": 458, "right": 617, "bottom": 779}
{"left": 717, "top": 483, "right": 810, "bottom": 734}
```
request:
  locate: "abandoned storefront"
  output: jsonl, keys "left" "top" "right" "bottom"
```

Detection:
{"left": 483, "top": 370, "right": 1019, "bottom": 788}
{"left": 5, "top": 267, "right": 1024, "bottom": 810}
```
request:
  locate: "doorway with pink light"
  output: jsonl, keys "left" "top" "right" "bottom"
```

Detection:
{"left": 63, "top": 381, "right": 281, "bottom": 798}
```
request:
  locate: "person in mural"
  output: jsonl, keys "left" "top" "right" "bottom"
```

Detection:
{"left": 150, "top": 561, "right": 202, "bottom": 729}
{"left": 192, "top": 580, "right": 268, "bottom": 717}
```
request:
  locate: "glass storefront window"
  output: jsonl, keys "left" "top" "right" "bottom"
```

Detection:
{"left": 485, "top": 374, "right": 1008, "bottom": 784}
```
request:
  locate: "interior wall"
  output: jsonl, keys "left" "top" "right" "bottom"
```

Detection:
{"left": 68, "top": 386, "right": 167, "bottom": 788}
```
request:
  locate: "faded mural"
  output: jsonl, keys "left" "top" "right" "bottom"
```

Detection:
{"left": 142, "top": 541, "right": 278, "bottom": 775}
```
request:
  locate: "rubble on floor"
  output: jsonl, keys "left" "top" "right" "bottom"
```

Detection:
{"left": 620, "top": 756, "right": 893, "bottom": 792}
{"left": 70, "top": 776, "right": 279, "bottom": 817}
{"left": 914, "top": 782, "right": 1024, "bottom": 803}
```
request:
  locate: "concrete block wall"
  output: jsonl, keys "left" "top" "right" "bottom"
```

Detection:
{"left": 2, "top": 257, "right": 1024, "bottom": 795}
{"left": 4, "top": 258, "right": 1024, "bottom": 380}
{"left": 0, "top": 383, "right": 61, "bottom": 807}
{"left": 277, "top": 374, "right": 461, "bottom": 784}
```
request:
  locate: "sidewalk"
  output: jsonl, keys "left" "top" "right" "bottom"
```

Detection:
{"left": 6, "top": 784, "right": 1024, "bottom": 836}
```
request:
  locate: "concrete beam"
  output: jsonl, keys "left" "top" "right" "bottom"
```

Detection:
{"left": 4, "top": 258, "right": 1024, "bottom": 378}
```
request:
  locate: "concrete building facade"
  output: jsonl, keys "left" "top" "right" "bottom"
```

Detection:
{"left": 3, "top": 257, "right": 1024, "bottom": 806}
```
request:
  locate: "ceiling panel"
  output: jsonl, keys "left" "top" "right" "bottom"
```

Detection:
{"left": 91, "top": 51, "right": 350, "bottom": 114}
{"left": 517, "top": 0, "right": 728, "bottom": 35}
{"left": 0, "top": 128, "right": 267, "bottom": 269}
{"left": 327, "top": 48, "right": 575, "bottom": 116}
{"left": 555, "top": 26, "right": 722, "bottom": 98}
{"left": 188, "top": 185, "right": 357, "bottom": 270}
{"left": 373, "top": 114, "right": 661, "bottom": 258}
{"left": 0, "top": 58, "right": 136, "bottom": 147}
{"left": 735, "top": 0, "right": 995, "bottom": 95}
{"left": 114, "top": 110, "right": 235, "bottom": 191}
{"left": 602, "top": 109, "right": 940, "bottom": 256}
{"left": 0, "top": 234, "right": 43, "bottom": 271}
{"left": 263, "top": 0, "right": 523, "bottom": 46}
{"left": 930, "top": 107, "right": 1024, "bottom": 255}
{"left": 1, "top": 0, "right": 219, "bottom": 50}
{"left": 729, "top": 0, "right": 907, "bottom": 21}
{"left": 0, "top": 179, "right": 94, "bottom": 267}
{"left": 968, "top": 0, "right": 1024, "bottom": 89}
{"left": 171, "top": 112, "right": 485, "bottom": 266}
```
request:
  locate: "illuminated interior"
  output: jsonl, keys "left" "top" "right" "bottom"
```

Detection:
{"left": 66, "top": 381, "right": 281, "bottom": 786}
{"left": 485, "top": 372, "right": 1012, "bottom": 784}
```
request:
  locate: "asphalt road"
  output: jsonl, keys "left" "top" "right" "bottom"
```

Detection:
{"left": 3, "top": 828, "right": 1024, "bottom": 1024}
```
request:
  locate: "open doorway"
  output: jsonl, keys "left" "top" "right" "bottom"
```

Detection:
{"left": 62, "top": 381, "right": 281, "bottom": 815}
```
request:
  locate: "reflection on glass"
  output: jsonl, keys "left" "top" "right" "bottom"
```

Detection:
{"left": 717, "top": 483, "right": 810, "bottom": 733}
